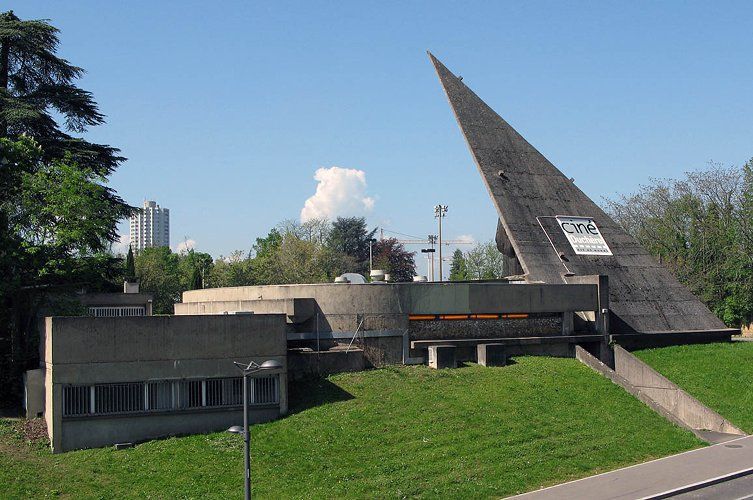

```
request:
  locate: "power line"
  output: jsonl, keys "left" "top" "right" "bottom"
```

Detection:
{"left": 380, "top": 227, "right": 424, "bottom": 240}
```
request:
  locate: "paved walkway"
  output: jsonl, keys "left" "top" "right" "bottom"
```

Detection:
{"left": 512, "top": 435, "right": 753, "bottom": 499}
{"left": 673, "top": 473, "right": 753, "bottom": 499}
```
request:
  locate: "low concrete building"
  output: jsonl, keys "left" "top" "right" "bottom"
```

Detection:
{"left": 177, "top": 280, "right": 606, "bottom": 372}
{"left": 78, "top": 282, "right": 154, "bottom": 317}
{"left": 43, "top": 314, "right": 287, "bottom": 453}
{"left": 177, "top": 279, "right": 734, "bottom": 377}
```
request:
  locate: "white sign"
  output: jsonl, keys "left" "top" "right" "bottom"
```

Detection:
{"left": 555, "top": 216, "right": 612, "bottom": 256}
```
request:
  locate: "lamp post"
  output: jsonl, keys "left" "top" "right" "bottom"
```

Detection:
{"left": 434, "top": 205, "right": 448, "bottom": 281}
{"left": 420, "top": 248, "right": 436, "bottom": 281}
{"left": 227, "top": 359, "right": 283, "bottom": 500}
{"left": 369, "top": 238, "right": 377, "bottom": 274}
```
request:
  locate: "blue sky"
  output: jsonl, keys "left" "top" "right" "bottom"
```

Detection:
{"left": 12, "top": 1, "right": 753, "bottom": 273}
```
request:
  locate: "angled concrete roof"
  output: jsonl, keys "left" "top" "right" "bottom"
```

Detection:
{"left": 428, "top": 52, "right": 724, "bottom": 333}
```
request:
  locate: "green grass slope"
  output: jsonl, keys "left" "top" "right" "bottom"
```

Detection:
{"left": 635, "top": 342, "right": 753, "bottom": 433}
{"left": 0, "top": 358, "right": 702, "bottom": 499}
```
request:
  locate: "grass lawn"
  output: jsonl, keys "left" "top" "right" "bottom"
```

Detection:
{"left": 0, "top": 358, "right": 702, "bottom": 499}
{"left": 635, "top": 341, "right": 753, "bottom": 433}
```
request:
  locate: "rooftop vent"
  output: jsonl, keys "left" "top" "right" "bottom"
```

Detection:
{"left": 370, "top": 270, "right": 385, "bottom": 282}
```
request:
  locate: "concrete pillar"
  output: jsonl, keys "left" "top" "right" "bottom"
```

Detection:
{"left": 561, "top": 312, "right": 574, "bottom": 335}
{"left": 428, "top": 345, "right": 456, "bottom": 369}
{"left": 279, "top": 371, "right": 289, "bottom": 415}
{"left": 477, "top": 343, "right": 507, "bottom": 367}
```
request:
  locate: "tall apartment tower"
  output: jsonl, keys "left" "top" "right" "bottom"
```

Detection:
{"left": 130, "top": 200, "right": 170, "bottom": 252}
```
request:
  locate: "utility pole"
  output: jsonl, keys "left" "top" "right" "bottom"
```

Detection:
{"left": 434, "top": 205, "right": 448, "bottom": 281}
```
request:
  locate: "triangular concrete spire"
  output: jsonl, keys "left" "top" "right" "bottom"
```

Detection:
{"left": 428, "top": 52, "right": 724, "bottom": 333}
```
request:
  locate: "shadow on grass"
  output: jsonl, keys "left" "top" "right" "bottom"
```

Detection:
{"left": 287, "top": 378, "right": 354, "bottom": 415}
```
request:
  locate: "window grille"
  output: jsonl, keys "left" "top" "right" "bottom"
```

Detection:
{"left": 178, "top": 379, "right": 204, "bottom": 409}
{"left": 95, "top": 383, "right": 145, "bottom": 414}
{"left": 206, "top": 377, "right": 243, "bottom": 407}
{"left": 62, "top": 375, "right": 279, "bottom": 418}
{"left": 147, "top": 380, "right": 173, "bottom": 411}
{"left": 62, "top": 385, "right": 91, "bottom": 417}
{"left": 253, "top": 375, "right": 279, "bottom": 405}
{"left": 88, "top": 306, "right": 146, "bottom": 317}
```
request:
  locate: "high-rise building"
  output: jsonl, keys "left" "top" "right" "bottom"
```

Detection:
{"left": 130, "top": 200, "right": 170, "bottom": 251}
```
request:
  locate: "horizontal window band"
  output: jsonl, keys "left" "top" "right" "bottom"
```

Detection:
{"left": 408, "top": 313, "right": 531, "bottom": 321}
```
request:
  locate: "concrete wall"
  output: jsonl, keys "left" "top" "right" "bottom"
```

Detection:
{"left": 575, "top": 346, "right": 692, "bottom": 433}
{"left": 288, "top": 350, "right": 366, "bottom": 380}
{"left": 61, "top": 408, "right": 279, "bottom": 451}
{"left": 181, "top": 282, "right": 599, "bottom": 319}
{"left": 23, "top": 368, "right": 45, "bottom": 418}
{"left": 174, "top": 298, "right": 315, "bottom": 324}
{"left": 44, "top": 314, "right": 288, "bottom": 452}
{"left": 612, "top": 345, "right": 744, "bottom": 436}
{"left": 179, "top": 282, "right": 601, "bottom": 371}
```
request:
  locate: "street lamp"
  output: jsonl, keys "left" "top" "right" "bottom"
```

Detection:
{"left": 368, "top": 238, "right": 377, "bottom": 274}
{"left": 227, "top": 359, "right": 283, "bottom": 500}
{"left": 420, "top": 248, "right": 436, "bottom": 281}
{"left": 434, "top": 205, "right": 448, "bottom": 281}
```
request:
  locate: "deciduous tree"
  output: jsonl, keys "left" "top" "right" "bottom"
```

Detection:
{"left": 604, "top": 161, "right": 753, "bottom": 326}
{"left": 372, "top": 238, "right": 416, "bottom": 282}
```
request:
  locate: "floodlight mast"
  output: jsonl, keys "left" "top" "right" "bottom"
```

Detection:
{"left": 434, "top": 205, "right": 448, "bottom": 281}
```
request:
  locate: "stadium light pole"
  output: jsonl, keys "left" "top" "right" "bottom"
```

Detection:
{"left": 227, "top": 359, "right": 283, "bottom": 500}
{"left": 434, "top": 205, "right": 448, "bottom": 281}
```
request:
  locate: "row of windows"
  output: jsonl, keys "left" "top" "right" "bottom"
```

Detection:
{"left": 89, "top": 306, "right": 146, "bottom": 317}
{"left": 62, "top": 376, "right": 279, "bottom": 418}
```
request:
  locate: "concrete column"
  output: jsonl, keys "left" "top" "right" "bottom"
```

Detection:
{"left": 278, "top": 371, "right": 289, "bottom": 415}
{"left": 428, "top": 345, "right": 456, "bottom": 369}
{"left": 477, "top": 343, "right": 507, "bottom": 367}
{"left": 561, "top": 312, "right": 574, "bottom": 335}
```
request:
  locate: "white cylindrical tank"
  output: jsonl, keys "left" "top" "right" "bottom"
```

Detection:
{"left": 370, "top": 270, "right": 385, "bottom": 282}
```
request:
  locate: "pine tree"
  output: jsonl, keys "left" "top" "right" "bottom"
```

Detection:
{"left": 0, "top": 11, "right": 124, "bottom": 175}
{"left": 327, "top": 217, "right": 377, "bottom": 274}
{"left": 125, "top": 246, "right": 136, "bottom": 282}
{"left": 449, "top": 249, "right": 468, "bottom": 281}
{"left": 0, "top": 12, "right": 131, "bottom": 404}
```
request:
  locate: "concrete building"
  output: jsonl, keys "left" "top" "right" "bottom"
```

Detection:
{"left": 130, "top": 200, "right": 170, "bottom": 251}
{"left": 78, "top": 282, "right": 154, "bottom": 317}
{"left": 40, "top": 315, "right": 287, "bottom": 453}
{"left": 28, "top": 54, "right": 741, "bottom": 454}
{"left": 177, "top": 279, "right": 733, "bottom": 378}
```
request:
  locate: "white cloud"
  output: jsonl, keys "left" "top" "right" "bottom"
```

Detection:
{"left": 175, "top": 238, "right": 196, "bottom": 254}
{"left": 111, "top": 234, "right": 131, "bottom": 256}
{"left": 455, "top": 234, "right": 476, "bottom": 245}
{"left": 300, "top": 166, "right": 375, "bottom": 222}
